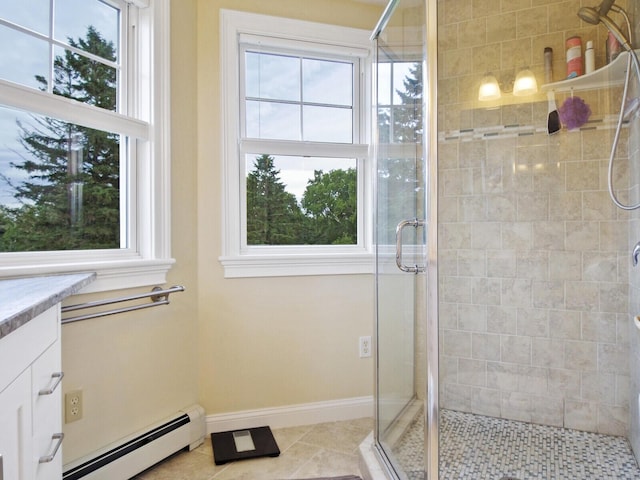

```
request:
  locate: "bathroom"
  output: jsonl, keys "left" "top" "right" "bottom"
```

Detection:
{"left": 2, "top": 0, "right": 640, "bottom": 479}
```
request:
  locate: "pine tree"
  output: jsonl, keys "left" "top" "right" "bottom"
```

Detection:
{"left": 0, "top": 26, "right": 119, "bottom": 252}
{"left": 246, "top": 154, "right": 305, "bottom": 245}
{"left": 377, "top": 61, "right": 424, "bottom": 245}
{"left": 393, "top": 62, "right": 423, "bottom": 143}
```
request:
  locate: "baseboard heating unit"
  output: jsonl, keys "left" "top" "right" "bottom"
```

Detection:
{"left": 63, "top": 404, "right": 205, "bottom": 480}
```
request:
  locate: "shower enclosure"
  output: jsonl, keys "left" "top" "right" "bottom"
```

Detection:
{"left": 372, "top": 0, "right": 437, "bottom": 478}
{"left": 370, "top": 0, "right": 640, "bottom": 478}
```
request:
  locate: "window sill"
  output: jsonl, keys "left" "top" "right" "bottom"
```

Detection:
{"left": 219, "top": 253, "right": 374, "bottom": 278}
{"left": 0, "top": 258, "right": 175, "bottom": 293}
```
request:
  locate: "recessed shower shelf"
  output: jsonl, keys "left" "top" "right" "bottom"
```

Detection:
{"left": 541, "top": 50, "right": 639, "bottom": 93}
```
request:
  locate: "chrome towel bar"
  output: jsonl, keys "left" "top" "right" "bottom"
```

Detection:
{"left": 61, "top": 285, "right": 185, "bottom": 324}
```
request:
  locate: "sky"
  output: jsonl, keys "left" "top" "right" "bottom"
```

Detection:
{"left": 244, "top": 51, "right": 358, "bottom": 201}
{"left": 0, "top": 0, "right": 118, "bottom": 207}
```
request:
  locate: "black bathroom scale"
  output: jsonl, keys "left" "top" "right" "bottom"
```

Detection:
{"left": 211, "top": 426, "right": 280, "bottom": 465}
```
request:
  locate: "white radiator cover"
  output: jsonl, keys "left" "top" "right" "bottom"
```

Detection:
{"left": 63, "top": 404, "right": 205, "bottom": 480}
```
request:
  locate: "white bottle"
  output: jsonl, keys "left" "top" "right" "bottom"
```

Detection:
{"left": 585, "top": 40, "right": 595, "bottom": 74}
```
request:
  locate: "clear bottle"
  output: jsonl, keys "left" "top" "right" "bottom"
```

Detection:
{"left": 585, "top": 40, "right": 595, "bottom": 74}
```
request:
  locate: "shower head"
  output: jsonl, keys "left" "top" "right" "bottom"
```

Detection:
{"left": 578, "top": 0, "right": 617, "bottom": 23}
{"left": 577, "top": 6, "right": 601, "bottom": 25}
{"left": 577, "top": 1, "right": 633, "bottom": 52}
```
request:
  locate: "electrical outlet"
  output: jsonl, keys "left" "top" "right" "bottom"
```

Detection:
{"left": 359, "top": 336, "right": 372, "bottom": 358}
{"left": 65, "top": 389, "right": 83, "bottom": 423}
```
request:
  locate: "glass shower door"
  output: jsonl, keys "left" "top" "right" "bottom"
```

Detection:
{"left": 373, "top": 0, "right": 433, "bottom": 478}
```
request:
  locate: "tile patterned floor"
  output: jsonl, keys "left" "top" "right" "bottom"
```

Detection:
{"left": 132, "top": 417, "right": 372, "bottom": 480}
{"left": 131, "top": 409, "right": 640, "bottom": 479}
{"left": 394, "top": 409, "right": 640, "bottom": 480}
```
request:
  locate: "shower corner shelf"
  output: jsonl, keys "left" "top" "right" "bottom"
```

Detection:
{"left": 541, "top": 50, "right": 638, "bottom": 93}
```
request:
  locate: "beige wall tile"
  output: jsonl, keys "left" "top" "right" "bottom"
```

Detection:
{"left": 564, "top": 340, "right": 597, "bottom": 370}
{"left": 473, "top": 332, "right": 502, "bottom": 360}
{"left": 597, "top": 404, "right": 629, "bottom": 436}
{"left": 460, "top": 17, "right": 487, "bottom": 48}
{"left": 487, "top": 305, "right": 518, "bottom": 333}
{"left": 501, "top": 0, "right": 533, "bottom": 13}
{"left": 564, "top": 400, "right": 598, "bottom": 431}
{"left": 443, "top": 0, "right": 474, "bottom": 25}
{"left": 501, "top": 335, "right": 533, "bottom": 364}
{"left": 471, "top": 387, "right": 502, "bottom": 416}
{"left": 548, "top": 0, "right": 581, "bottom": 33}
{"left": 501, "top": 391, "right": 532, "bottom": 421}
{"left": 459, "top": 358, "right": 489, "bottom": 386}
{"left": 517, "top": 6, "right": 549, "bottom": 39}
{"left": 473, "top": 0, "right": 500, "bottom": 18}
{"left": 486, "top": 12, "right": 517, "bottom": 43}
{"left": 531, "top": 395, "right": 564, "bottom": 426}
{"left": 487, "top": 361, "right": 520, "bottom": 390}
{"left": 532, "top": 337, "right": 564, "bottom": 367}
{"left": 472, "top": 277, "right": 503, "bottom": 304}
{"left": 517, "top": 307, "right": 549, "bottom": 336}
{"left": 582, "top": 371, "right": 616, "bottom": 403}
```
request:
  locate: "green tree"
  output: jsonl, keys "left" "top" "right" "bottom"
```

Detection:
{"left": 393, "top": 62, "right": 423, "bottom": 143}
{"left": 301, "top": 168, "right": 357, "bottom": 245}
{"left": 0, "top": 26, "right": 119, "bottom": 252}
{"left": 246, "top": 154, "right": 305, "bottom": 245}
{"left": 377, "top": 61, "right": 423, "bottom": 245}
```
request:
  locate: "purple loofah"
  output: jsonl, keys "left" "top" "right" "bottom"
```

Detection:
{"left": 558, "top": 96, "right": 592, "bottom": 130}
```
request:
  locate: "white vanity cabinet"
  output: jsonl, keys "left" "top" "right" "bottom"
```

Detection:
{"left": 0, "top": 273, "right": 95, "bottom": 480}
{"left": 0, "top": 306, "right": 62, "bottom": 480}
{"left": 0, "top": 367, "right": 33, "bottom": 480}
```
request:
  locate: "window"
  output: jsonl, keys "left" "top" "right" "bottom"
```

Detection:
{"left": 0, "top": 0, "right": 171, "bottom": 292}
{"left": 220, "top": 10, "right": 373, "bottom": 278}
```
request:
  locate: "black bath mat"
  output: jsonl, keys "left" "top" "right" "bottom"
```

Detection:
{"left": 211, "top": 426, "right": 279, "bottom": 465}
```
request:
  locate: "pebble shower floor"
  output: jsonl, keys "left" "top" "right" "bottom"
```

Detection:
{"left": 394, "top": 409, "right": 640, "bottom": 479}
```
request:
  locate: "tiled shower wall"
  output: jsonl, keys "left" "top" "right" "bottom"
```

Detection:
{"left": 437, "top": 0, "right": 632, "bottom": 436}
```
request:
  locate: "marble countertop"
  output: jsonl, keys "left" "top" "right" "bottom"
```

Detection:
{"left": 0, "top": 272, "right": 96, "bottom": 340}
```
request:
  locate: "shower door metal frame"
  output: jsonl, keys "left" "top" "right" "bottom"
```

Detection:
{"left": 424, "top": 0, "right": 438, "bottom": 477}
{"left": 371, "top": 0, "right": 439, "bottom": 478}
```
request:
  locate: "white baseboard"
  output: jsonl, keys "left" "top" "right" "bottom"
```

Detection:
{"left": 206, "top": 396, "right": 374, "bottom": 433}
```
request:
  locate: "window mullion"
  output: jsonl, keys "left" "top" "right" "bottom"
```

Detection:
{"left": 299, "top": 56, "right": 304, "bottom": 142}
{"left": 239, "top": 139, "right": 368, "bottom": 158}
{"left": 0, "top": 79, "right": 149, "bottom": 139}
{"left": 48, "top": 0, "right": 54, "bottom": 95}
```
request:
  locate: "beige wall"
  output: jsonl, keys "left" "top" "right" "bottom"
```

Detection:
{"left": 61, "top": 0, "right": 384, "bottom": 464}
{"left": 62, "top": 0, "right": 200, "bottom": 463}
{"left": 195, "top": 0, "right": 382, "bottom": 416}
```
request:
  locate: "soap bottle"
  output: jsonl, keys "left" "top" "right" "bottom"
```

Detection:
{"left": 566, "top": 36, "right": 583, "bottom": 78}
{"left": 585, "top": 40, "right": 595, "bottom": 74}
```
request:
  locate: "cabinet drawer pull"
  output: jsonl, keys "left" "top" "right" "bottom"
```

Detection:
{"left": 39, "top": 433, "right": 64, "bottom": 463}
{"left": 38, "top": 372, "right": 64, "bottom": 395}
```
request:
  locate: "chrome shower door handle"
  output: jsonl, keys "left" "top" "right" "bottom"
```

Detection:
{"left": 633, "top": 241, "right": 640, "bottom": 266}
{"left": 395, "top": 218, "right": 426, "bottom": 273}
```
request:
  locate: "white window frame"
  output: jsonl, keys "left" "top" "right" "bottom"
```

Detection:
{"left": 219, "top": 9, "right": 374, "bottom": 278}
{"left": 0, "top": 0, "right": 172, "bottom": 293}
